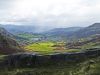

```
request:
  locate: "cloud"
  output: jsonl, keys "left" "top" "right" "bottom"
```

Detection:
{"left": 0, "top": 0, "right": 100, "bottom": 28}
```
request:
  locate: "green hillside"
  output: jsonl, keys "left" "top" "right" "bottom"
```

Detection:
{"left": 0, "top": 27, "right": 22, "bottom": 54}
{"left": 66, "top": 35, "right": 100, "bottom": 50}
{"left": 1, "top": 55, "right": 100, "bottom": 75}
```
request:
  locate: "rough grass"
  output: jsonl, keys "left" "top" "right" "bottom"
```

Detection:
{"left": 0, "top": 67, "right": 71, "bottom": 75}
{"left": 0, "top": 55, "right": 6, "bottom": 60}
{"left": 81, "top": 42, "right": 100, "bottom": 50}
{"left": 1, "top": 56, "right": 100, "bottom": 75}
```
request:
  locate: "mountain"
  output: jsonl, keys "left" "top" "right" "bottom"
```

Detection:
{"left": 0, "top": 23, "right": 100, "bottom": 41}
{"left": 45, "top": 27, "right": 83, "bottom": 36}
{"left": 0, "top": 25, "right": 37, "bottom": 34}
{"left": 69, "top": 23, "right": 100, "bottom": 39}
{"left": 43, "top": 23, "right": 100, "bottom": 41}
{"left": 0, "top": 27, "right": 22, "bottom": 54}
{"left": 43, "top": 27, "right": 83, "bottom": 41}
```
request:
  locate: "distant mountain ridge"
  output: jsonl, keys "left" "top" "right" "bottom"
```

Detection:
{"left": 45, "top": 27, "right": 83, "bottom": 37}
{"left": 69, "top": 23, "right": 100, "bottom": 38}
{"left": 0, "top": 23, "right": 100, "bottom": 41}
{"left": 0, "top": 25, "right": 37, "bottom": 34}
{"left": 46, "top": 27, "right": 82, "bottom": 34}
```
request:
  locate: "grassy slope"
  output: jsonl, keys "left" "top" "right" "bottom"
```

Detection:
{"left": 81, "top": 42, "right": 100, "bottom": 50}
{"left": 0, "top": 55, "right": 6, "bottom": 61}
{"left": 0, "top": 56, "right": 100, "bottom": 75}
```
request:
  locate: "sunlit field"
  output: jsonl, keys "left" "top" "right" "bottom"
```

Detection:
{"left": 24, "top": 41, "right": 81, "bottom": 54}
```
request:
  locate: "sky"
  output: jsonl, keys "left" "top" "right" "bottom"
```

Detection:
{"left": 0, "top": 0, "right": 100, "bottom": 28}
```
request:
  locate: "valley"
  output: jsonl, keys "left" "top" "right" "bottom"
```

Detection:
{"left": 0, "top": 23, "right": 100, "bottom": 75}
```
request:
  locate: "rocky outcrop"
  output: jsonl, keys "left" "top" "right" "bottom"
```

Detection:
{"left": 3, "top": 48, "right": 100, "bottom": 67}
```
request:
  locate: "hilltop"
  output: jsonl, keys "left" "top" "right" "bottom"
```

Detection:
{"left": 69, "top": 23, "right": 100, "bottom": 39}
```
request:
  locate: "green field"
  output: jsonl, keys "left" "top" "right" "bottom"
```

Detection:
{"left": 17, "top": 33, "right": 42, "bottom": 39}
{"left": 24, "top": 41, "right": 81, "bottom": 54}
{"left": 24, "top": 37, "right": 100, "bottom": 54}
{"left": 24, "top": 41, "right": 55, "bottom": 54}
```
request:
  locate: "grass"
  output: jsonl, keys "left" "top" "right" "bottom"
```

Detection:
{"left": 1, "top": 56, "right": 100, "bottom": 75}
{"left": 24, "top": 41, "right": 81, "bottom": 54}
{"left": 0, "top": 54, "right": 6, "bottom": 60}
{"left": 24, "top": 38, "right": 100, "bottom": 54}
{"left": 0, "top": 67, "right": 72, "bottom": 75}
{"left": 24, "top": 41, "right": 55, "bottom": 54}
{"left": 64, "top": 49, "right": 81, "bottom": 53}
{"left": 81, "top": 42, "right": 100, "bottom": 50}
